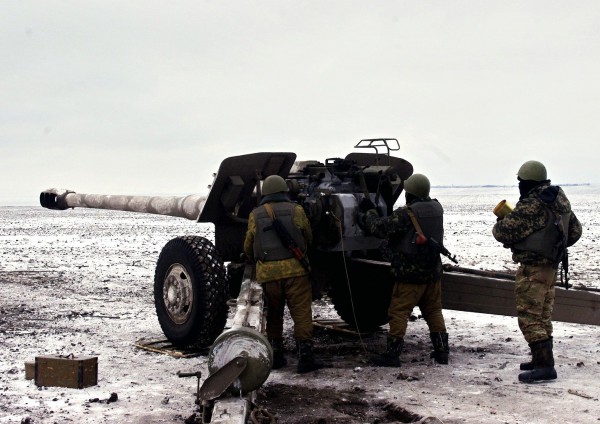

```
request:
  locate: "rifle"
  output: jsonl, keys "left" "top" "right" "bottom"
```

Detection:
{"left": 429, "top": 237, "right": 458, "bottom": 264}
{"left": 555, "top": 213, "right": 570, "bottom": 289}
{"left": 560, "top": 248, "right": 570, "bottom": 289}
{"left": 262, "top": 203, "right": 311, "bottom": 272}
{"left": 264, "top": 217, "right": 312, "bottom": 272}
{"left": 406, "top": 207, "right": 458, "bottom": 264}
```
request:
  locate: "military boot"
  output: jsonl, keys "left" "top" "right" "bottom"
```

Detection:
{"left": 269, "top": 339, "right": 287, "bottom": 370}
{"left": 430, "top": 332, "right": 449, "bottom": 364}
{"left": 370, "top": 336, "right": 403, "bottom": 367}
{"left": 520, "top": 337, "right": 552, "bottom": 371}
{"left": 296, "top": 340, "right": 325, "bottom": 374}
{"left": 518, "top": 338, "right": 557, "bottom": 383}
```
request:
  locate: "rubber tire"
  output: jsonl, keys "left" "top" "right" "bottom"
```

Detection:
{"left": 329, "top": 257, "right": 393, "bottom": 332}
{"left": 154, "top": 236, "right": 228, "bottom": 348}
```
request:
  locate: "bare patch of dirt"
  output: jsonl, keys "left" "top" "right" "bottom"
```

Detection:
{"left": 257, "top": 383, "right": 423, "bottom": 424}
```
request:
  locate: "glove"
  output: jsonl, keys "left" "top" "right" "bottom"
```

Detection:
{"left": 359, "top": 198, "right": 376, "bottom": 213}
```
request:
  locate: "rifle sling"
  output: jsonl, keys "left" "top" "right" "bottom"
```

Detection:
{"left": 262, "top": 203, "right": 309, "bottom": 270}
{"left": 263, "top": 202, "right": 277, "bottom": 220}
{"left": 406, "top": 207, "right": 425, "bottom": 238}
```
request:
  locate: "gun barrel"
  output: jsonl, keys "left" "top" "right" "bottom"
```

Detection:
{"left": 39, "top": 188, "right": 206, "bottom": 221}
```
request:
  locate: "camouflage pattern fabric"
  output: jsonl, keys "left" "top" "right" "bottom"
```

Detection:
{"left": 492, "top": 183, "right": 582, "bottom": 265}
{"left": 244, "top": 201, "right": 312, "bottom": 283}
{"left": 387, "top": 279, "right": 446, "bottom": 339}
{"left": 515, "top": 264, "right": 556, "bottom": 343}
{"left": 364, "top": 197, "right": 447, "bottom": 339}
{"left": 493, "top": 182, "right": 582, "bottom": 345}
{"left": 262, "top": 275, "right": 313, "bottom": 341}
{"left": 364, "top": 198, "right": 442, "bottom": 284}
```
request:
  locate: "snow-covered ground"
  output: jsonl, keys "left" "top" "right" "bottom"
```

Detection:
{"left": 0, "top": 185, "right": 598, "bottom": 423}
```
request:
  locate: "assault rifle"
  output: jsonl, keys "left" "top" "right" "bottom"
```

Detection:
{"left": 264, "top": 218, "right": 312, "bottom": 272}
{"left": 555, "top": 213, "right": 570, "bottom": 289}
{"left": 406, "top": 207, "right": 458, "bottom": 264}
{"left": 429, "top": 237, "right": 458, "bottom": 264}
{"left": 560, "top": 248, "right": 570, "bottom": 289}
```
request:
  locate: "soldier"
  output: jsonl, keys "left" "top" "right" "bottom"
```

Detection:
{"left": 243, "top": 174, "right": 324, "bottom": 374}
{"left": 493, "top": 160, "right": 582, "bottom": 383}
{"left": 360, "top": 173, "right": 449, "bottom": 367}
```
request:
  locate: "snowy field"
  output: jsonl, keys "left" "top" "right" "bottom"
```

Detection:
{"left": 0, "top": 185, "right": 598, "bottom": 423}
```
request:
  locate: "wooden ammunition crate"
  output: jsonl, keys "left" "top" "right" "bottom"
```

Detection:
{"left": 35, "top": 355, "right": 98, "bottom": 389}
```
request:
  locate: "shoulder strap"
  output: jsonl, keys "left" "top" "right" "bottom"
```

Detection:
{"left": 406, "top": 206, "right": 425, "bottom": 237}
{"left": 263, "top": 203, "right": 276, "bottom": 220}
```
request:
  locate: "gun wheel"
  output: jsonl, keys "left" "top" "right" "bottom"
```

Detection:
{"left": 154, "top": 236, "right": 228, "bottom": 349}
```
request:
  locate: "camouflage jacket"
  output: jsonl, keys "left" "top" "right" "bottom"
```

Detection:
{"left": 492, "top": 183, "right": 582, "bottom": 265}
{"left": 364, "top": 197, "right": 443, "bottom": 284}
{"left": 244, "top": 197, "right": 313, "bottom": 283}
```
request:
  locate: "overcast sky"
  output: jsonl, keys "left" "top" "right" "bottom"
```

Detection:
{"left": 2, "top": 1, "right": 599, "bottom": 206}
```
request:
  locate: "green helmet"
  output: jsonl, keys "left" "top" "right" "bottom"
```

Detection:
{"left": 262, "top": 175, "right": 289, "bottom": 195}
{"left": 517, "top": 160, "right": 547, "bottom": 181}
{"left": 404, "top": 173, "right": 430, "bottom": 198}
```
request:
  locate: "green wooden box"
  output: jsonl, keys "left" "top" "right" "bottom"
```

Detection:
{"left": 35, "top": 355, "right": 98, "bottom": 389}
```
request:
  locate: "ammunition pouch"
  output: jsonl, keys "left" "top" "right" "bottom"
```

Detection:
{"left": 512, "top": 209, "right": 570, "bottom": 264}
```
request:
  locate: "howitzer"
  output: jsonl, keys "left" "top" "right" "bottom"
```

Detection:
{"left": 429, "top": 237, "right": 458, "bottom": 264}
{"left": 39, "top": 142, "right": 413, "bottom": 345}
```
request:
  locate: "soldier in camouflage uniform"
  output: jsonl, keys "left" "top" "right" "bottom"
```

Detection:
{"left": 493, "top": 160, "right": 581, "bottom": 383}
{"left": 361, "top": 173, "right": 449, "bottom": 367}
{"left": 244, "top": 175, "right": 324, "bottom": 374}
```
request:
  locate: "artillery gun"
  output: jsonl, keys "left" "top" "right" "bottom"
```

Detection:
{"left": 40, "top": 138, "right": 600, "bottom": 351}
{"left": 40, "top": 139, "right": 413, "bottom": 348}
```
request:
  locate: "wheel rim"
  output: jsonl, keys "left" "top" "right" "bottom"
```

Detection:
{"left": 162, "top": 263, "right": 194, "bottom": 325}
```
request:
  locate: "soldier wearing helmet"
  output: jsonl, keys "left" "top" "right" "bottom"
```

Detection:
{"left": 244, "top": 174, "right": 324, "bottom": 373}
{"left": 360, "top": 173, "right": 449, "bottom": 367}
{"left": 493, "top": 160, "right": 582, "bottom": 383}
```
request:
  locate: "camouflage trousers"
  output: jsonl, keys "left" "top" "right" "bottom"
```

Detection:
{"left": 515, "top": 264, "right": 556, "bottom": 344}
{"left": 388, "top": 279, "right": 447, "bottom": 339}
{"left": 262, "top": 275, "right": 313, "bottom": 341}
